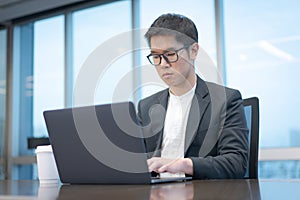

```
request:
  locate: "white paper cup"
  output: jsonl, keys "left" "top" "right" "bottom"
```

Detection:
{"left": 37, "top": 183, "right": 60, "bottom": 200}
{"left": 36, "top": 145, "right": 59, "bottom": 184}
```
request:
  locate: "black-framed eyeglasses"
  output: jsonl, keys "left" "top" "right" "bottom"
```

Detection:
{"left": 146, "top": 45, "right": 190, "bottom": 66}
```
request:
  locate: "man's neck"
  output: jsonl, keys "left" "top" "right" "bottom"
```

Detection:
{"left": 169, "top": 74, "right": 197, "bottom": 96}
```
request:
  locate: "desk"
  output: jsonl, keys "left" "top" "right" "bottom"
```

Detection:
{"left": 0, "top": 179, "right": 300, "bottom": 200}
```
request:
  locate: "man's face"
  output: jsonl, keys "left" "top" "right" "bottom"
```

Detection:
{"left": 149, "top": 35, "right": 196, "bottom": 89}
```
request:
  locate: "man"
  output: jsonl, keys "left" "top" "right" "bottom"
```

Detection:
{"left": 137, "top": 13, "right": 248, "bottom": 179}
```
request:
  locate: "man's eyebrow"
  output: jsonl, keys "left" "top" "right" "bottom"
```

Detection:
{"left": 151, "top": 47, "right": 176, "bottom": 53}
{"left": 150, "top": 50, "right": 160, "bottom": 54}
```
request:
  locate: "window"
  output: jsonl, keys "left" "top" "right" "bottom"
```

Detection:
{"left": 224, "top": 0, "right": 300, "bottom": 178}
{"left": 12, "top": 16, "right": 64, "bottom": 179}
{"left": 8, "top": 0, "right": 132, "bottom": 180}
{"left": 73, "top": 1, "right": 132, "bottom": 106}
{"left": 33, "top": 16, "right": 65, "bottom": 138}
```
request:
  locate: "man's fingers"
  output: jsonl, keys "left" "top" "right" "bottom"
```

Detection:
{"left": 148, "top": 162, "right": 157, "bottom": 172}
{"left": 158, "top": 165, "right": 167, "bottom": 173}
{"left": 147, "top": 157, "right": 163, "bottom": 172}
{"left": 147, "top": 157, "right": 182, "bottom": 173}
{"left": 147, "top": 157, "right": 159, "bottom": 166}
{"left": 157, "top": 159, "right": 181, "bottom": 173}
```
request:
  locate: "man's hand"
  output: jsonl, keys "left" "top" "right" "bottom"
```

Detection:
{"left": 147, "top": 157, "right": 194, "bottom": 175}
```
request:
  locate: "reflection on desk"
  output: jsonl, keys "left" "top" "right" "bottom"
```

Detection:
{"left": 1, "top": 179, "right": 300, "bottom": 200}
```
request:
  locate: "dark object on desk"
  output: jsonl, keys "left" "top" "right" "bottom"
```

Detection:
{"left": 43, "top": 102, "right": 192, "bottom": 184}
{"left": 27, "top": 137, "right": 50, "bottom": 149}
{"left": 242, "top": 97, "right": 259, "bottom": 179}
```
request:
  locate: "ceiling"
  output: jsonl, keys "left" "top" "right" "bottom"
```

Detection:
{"left": 0, "top": 0, "right": 29, "bottom": 8}
{"left": 0, "top": 0, "right": 87, "bottom": 25}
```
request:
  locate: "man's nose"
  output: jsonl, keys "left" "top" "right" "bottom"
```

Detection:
{"left": 160, "top": 55, "right": 171, "bottom": 68}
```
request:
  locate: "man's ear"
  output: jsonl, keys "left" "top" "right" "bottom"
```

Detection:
{"left": 189, "top": 43, "right": 199, "bottom": 60}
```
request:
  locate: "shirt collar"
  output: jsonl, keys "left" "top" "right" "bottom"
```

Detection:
{"left": 169, "top": 83, "right": 197, "bottom": 102}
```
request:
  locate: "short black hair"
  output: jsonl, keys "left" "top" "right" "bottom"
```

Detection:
{"left": 145, "top": 13, "right": 198, "bottom": 46}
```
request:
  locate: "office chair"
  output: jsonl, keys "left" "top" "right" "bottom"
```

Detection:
{"left": 242, "top": 97, "right": 259, "bottom": 179}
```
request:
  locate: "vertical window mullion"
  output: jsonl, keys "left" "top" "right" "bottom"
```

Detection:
{"left": 131, "top": 0, "right": 141, "bottom": 104}
{"left": 0, "top": 28, "right": 7, "bottom": 180}
{"left": 65, "top": 12, "right": 74, "bottom": 107}
{"left": 214, "top": 0, "right": 227, "bottom": 85}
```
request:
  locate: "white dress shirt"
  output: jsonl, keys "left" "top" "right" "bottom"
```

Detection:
{"left": 160, "top": 84, "right": 196, "bottom": 177}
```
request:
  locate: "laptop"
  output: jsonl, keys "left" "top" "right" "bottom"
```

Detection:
{"left": 43, "top": 101, "right": 192, "bottom": 184}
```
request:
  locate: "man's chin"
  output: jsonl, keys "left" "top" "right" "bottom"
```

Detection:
{"left": 162, "top": 79, "right": 176, "bottom": 87}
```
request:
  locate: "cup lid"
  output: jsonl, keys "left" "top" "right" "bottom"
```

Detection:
{"left": 35, "top": 145, "right": 53, "bottom": 153}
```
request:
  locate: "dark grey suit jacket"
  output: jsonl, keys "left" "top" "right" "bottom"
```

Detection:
{"left": 137, "top": 76, "right": 248, "bottom": 179}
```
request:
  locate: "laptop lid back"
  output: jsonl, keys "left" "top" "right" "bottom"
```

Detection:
{"left": 43, "top": 102, "right": 152, "bottom": 184}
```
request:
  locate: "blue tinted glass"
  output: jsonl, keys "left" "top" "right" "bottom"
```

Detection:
{"left": 33, "top": 16, "right": 64, "bottom": 138}
{"left": 224, "top": 0, "right": 300, "bottom": 148}
{"left": 224, "top": 0, "right": 300, "bottom": 179}
{"left": 73, "top": 1, "right": 132, "bottom": 105}
{"left": 259, "top": 161, "right": 300, "bottom": 179}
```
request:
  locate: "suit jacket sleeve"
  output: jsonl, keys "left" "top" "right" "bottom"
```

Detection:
{"left": 189, "top": 90, "right": 249, "bottom": 179}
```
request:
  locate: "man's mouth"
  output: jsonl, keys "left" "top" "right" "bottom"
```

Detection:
{"left": 162, "top": 72, "right": 173, "bottom": 78}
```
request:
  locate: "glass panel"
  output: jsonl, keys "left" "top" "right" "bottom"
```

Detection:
{"left": 0, "top": 29, "right": 7, "bottom": 180}
{"left": 33, "top": 16, "right": 64, "bottom": 138}
{"left": 73, "top": 1, "right": 132, "bottom": 106}
{"left": 139, "top": 0, "right": 216, "bottom": 98}
{"left": 224, "top": 0, "right": 300, "bottom": 148}
{"left": 12, "top": 15, "right": 64, "bottom": 179}
{"left": 224, "top": 0, "right": 300, "bottom": 178}
{"left": 259, "top": 161, "right": 300, "bottom": 179}
{"left": 12, "top": 23, "right": 35, "bottom": 179}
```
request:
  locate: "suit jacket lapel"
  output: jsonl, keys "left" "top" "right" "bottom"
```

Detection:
{"left": 184, "top": 77, "right": 210, "bottom": 154}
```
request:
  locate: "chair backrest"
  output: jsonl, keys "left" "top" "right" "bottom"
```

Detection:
{"left": 243, "top": 97, "right": 259, "bottom": 179}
